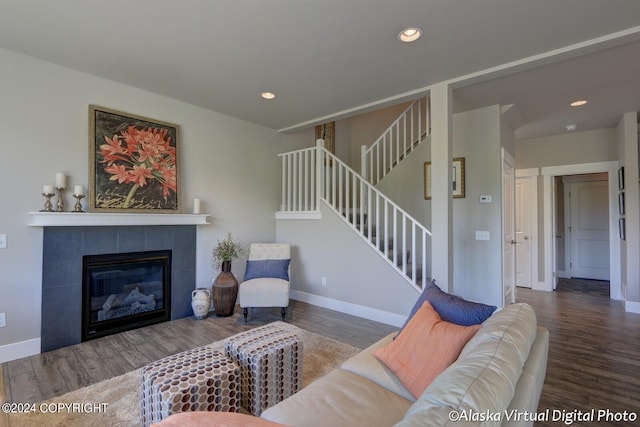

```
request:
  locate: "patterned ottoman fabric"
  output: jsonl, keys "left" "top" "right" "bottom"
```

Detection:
{"left": 140, "top": 347, "right": 240, "bottom": 427}
{"left": 225, "top": 324, "right": 303, "bottom": 416}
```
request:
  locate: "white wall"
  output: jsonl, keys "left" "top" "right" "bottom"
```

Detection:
{"left": 0, "top": 48, "right": 282, "bottom": 360}
{"left": 348, "top": 102, "right": 413, "bottom": 174}
{"left": 515, "top": 128, "right": 619, "bottom": 285}
{"left": 375, "top": 137, "right": 430, "bottom": 227}
{"left": 617, "top": 112, "right": 640, "bottom": 311}
{"left": 516, "top": 128, "right": 618, "bottom": 169}
{"left": 280, "top": 104, "right": 506, "bottom": 314}
{"left": 451, "top": 106, "right": 504, "bottom": 308}
{"left": 375, "top": 105, "right": 505, "bottom": 309}
{"left": 276, "top": 203, "right": 417, "bottom": 326}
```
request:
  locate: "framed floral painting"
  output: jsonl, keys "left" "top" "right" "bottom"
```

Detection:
{"left": 89, "top": 106, "right": 181, "bottom": 212}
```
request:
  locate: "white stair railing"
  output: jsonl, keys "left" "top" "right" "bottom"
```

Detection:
{"left": 361, "top": 97, "right": 430, "bottom": 186}
{"left": 278, "top": 141, "right": 431, "bottom": 290}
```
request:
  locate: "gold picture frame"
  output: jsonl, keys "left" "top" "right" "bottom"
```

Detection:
{"left": 89, "top": 105, "right": 181, "bottom": 212}
{"left": 424, "top": 157, "right": 465, "bottom": 200}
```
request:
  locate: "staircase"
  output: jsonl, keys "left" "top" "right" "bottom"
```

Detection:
{"left": 277, "top": 112, "right": 431, "bottom": 290}
{"left": 361, "top": 97, "right": 430, "bottom": 186}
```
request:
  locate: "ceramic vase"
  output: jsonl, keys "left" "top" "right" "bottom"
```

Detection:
{"left": 191, "top": 288, "right": 211, "bottom": 320}
{"left": 212, "top": 260, "right": 239, "bottom": 317}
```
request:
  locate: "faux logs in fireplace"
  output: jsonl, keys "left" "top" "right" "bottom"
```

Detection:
{"left": 82, "top": 250, "right": 172, "bottom": 341}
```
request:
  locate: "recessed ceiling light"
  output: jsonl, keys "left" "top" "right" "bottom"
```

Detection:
{"left": 570, "top": 100, "right": 588, "bottom": 107}
{"left": 565, "top": 124, "right": 577, "bottom": 131}
{"left": 398, "top": 27, "right": 422, "bottom": 43}
{"left": 261, "top": 92, "right": 276, "bottom": 100}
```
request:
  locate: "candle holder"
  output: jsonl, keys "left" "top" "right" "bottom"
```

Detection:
{"left": 41, "top": 192, "right": 55, "bottom": 212}
{"left": 73, "top": 193, "right": 85, "bottom": 212}
{"left": 56, "top": 186, "right": 66, "bottom": 212}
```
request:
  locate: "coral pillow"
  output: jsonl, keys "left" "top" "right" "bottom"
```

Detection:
{"left": 373, "top": 301, "right": 480, "bottom": 399}
{"left": 151, "top": 411, "right": 291, "bottom": 427}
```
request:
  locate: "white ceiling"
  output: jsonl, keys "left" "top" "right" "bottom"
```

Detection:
{"left": 1, "top": 0, "right": 640, "bottom": 139}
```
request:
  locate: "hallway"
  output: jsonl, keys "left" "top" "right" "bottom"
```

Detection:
{"left": 517, "top": 286, "right": 639, "bottom": 426}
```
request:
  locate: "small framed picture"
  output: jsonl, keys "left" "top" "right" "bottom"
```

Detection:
{"left": 619, "top": 192, "right": 625, "bottom": 216}
{"left": 618, "top": 166, "right": 625, "bottom": 191}
{"left": 424, "top": 157, "right": 465, "bottom": 200}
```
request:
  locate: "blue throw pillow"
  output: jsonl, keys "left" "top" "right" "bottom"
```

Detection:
{"left": 244, "top": 259, "right": 290, "bottom": 281}
{"left": 401, "top": 280, "right": 496, "bottom": 329}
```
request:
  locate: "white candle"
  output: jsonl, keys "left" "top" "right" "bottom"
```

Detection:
{"left": 193, "top": 198, "right": 201, "bottom": 214}
{"left": 74, "top": 185, "right": 84, "bottom": 196}
{"left": 43, "top": 185, "right": 54, "bottom": 194}
{"left": 55, "top": 173, "right": 66, "bottom": 189}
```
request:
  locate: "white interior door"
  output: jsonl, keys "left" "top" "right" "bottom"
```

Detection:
{"left": 502, "top": 150, "right": 516, "bottom": 305}
{"left": 515, "top": 177, "right": 533, "bottom": 288}
{"left": 569, "top": 181, "right": 610, "bottom": 280}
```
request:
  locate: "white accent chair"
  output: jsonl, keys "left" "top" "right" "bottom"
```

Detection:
{"left": 238, "top": 243, "right": 291, "bottom": 323}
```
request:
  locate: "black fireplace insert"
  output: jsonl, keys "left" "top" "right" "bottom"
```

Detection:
{"left": 82, "top": 250, "right": 172, "bottom": 341}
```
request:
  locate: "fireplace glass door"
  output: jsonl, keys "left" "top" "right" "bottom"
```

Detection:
{"left": 82, "top": 250, "right": 171, "bottom": 341}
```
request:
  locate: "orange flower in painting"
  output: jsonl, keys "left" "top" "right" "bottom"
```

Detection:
{"left": 98, "top": 124, "right": 177, "bottom": 206}
{"left": 99, "top": 135, "right": 128, "bottom": 165}
{"left": 128, "top": 164, "right": 154, "bottom": 187}
{"left": 104, "top": 164, "right": 130, "bottom": 184}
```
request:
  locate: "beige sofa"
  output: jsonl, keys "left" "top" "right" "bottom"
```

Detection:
{"left": 261, "top": 303, "right": 549, "bottom": 427}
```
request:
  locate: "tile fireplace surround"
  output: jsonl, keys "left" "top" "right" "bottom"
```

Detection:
{"left": 37, "top": 218, "right": 202, "bottom": 352}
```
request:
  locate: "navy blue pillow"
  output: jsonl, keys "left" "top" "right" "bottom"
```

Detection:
{"left": 401, "top": 281, "right": 496, "bottom": 329}
{"left": 244, "top": 259, "right": 290, "bottom": 281}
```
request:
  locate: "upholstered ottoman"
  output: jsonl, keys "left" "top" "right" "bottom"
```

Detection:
{"left": 140, "top": 346, "right": 240, "bottom": 427}
{"left": 224, "top": 324, "right": 303, "bottom": 416}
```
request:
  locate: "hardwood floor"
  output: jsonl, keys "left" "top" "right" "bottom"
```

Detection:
{"left": 1, "top": 301, "right": 397, "bottom": 404}
{"left": 3, "top": 286, "right": 640, "bottom": 427}
{"left": 517, "top": 284, "right": 640, "bottom": 427}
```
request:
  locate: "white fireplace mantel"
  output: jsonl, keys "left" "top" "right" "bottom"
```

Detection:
{"left": 28, "top": 212, "right": 211, "bottom": 227}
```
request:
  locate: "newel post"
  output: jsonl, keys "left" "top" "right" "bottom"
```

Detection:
{"left": 315, "top": 139, "right": 324, "bottom": 209}
{"left": 360, "top": 145, "right": 367, "bottom": 180}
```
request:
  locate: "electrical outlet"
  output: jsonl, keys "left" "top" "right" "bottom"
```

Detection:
{"left": 0, "top": 234, "right": 6, "bottom": 249}
{"left": 321, "top": 276, "right": 327, "bottom": 286}
{"left": 0, "top": 313, "right": 6, "bottom": 328}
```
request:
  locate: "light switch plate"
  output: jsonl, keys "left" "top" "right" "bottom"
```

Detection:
{"left": 475, "top": 230, "right": 490, "bottom": 241}
{"left": 0, "top": 313, "right": 6, "bottom": 328}
{"left": 0, "top": 234, "right": 7, "bottom": 249}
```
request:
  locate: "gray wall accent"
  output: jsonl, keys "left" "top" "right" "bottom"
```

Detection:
{"left": 41, "top": 225, "right": 196, "bottom": 352}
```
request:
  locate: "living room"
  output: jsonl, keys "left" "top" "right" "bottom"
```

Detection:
{"left": 1, "top": 1, "right": 640, "bottom": 425}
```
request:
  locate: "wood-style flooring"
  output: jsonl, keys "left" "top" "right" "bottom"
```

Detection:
{"left": 3, "top": 282, "right": 640, "bottom": 427}
{"left": 517, "top": 280, "right": 640, "bottom": 427}
{"left": 1, "top": 302, "right": 397, "bottom": 404}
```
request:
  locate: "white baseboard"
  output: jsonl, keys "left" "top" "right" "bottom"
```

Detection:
{"left": 625, "top": 300, "right": 640, "bottom": 314}
{"left": 0, "top": 338, "right": 40, "bottom": 363}
{"left": 557, "top": 270, "right": 570, "bottom": 279}
{"left": 275, "top": 211, "right": 322, "bottom": 220}
{"left": 290, "top": 290, "right": 406, "bottom": 328}
{"left": 532, "top": 281, "right": 552, "bottom": 292}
